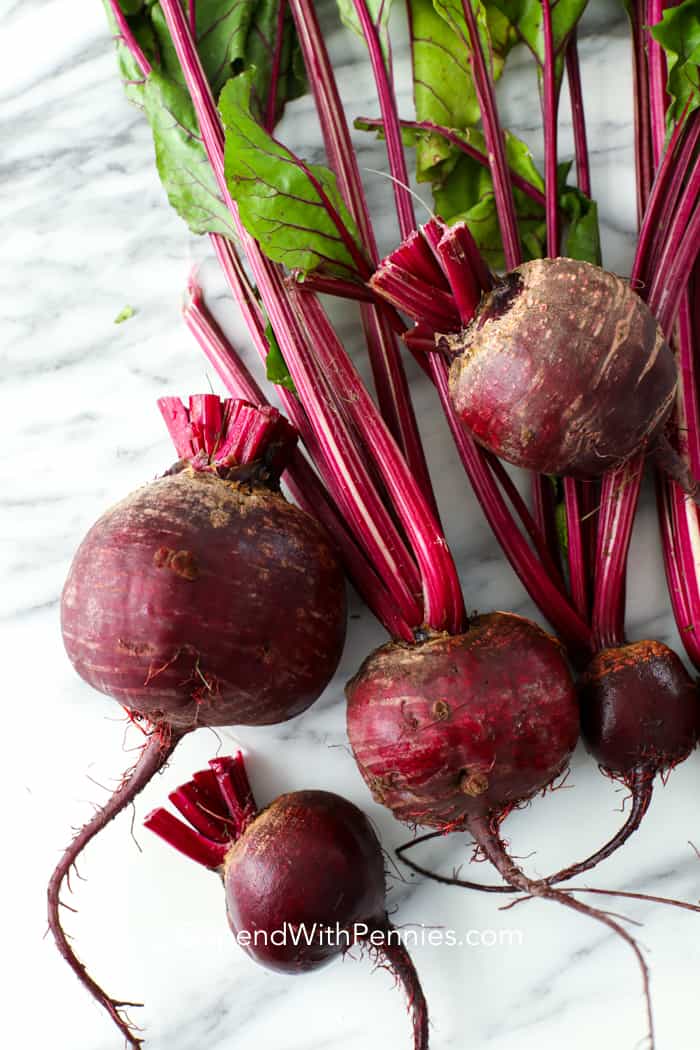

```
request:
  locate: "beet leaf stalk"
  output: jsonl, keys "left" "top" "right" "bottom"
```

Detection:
{"left": 145, "top": 752, "right": 429, "bottom": 1050}
{"left": 349, "top": 0, "right": 594, "bottom": 657}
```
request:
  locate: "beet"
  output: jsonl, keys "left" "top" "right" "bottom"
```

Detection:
{"left": 346, "top": 612, "right": 579, "bottom": 827}
{"left": 48, "top": 396, "right": 347, "bottom": 1049}
{"left": 447, "top": 258, "right": 677, "bottom": 478}
{"left": 62, "top": 469, "right": 345, "bottom": 728}
{"left": 146, "top": 754, "right": 429, "bottom": 1048}
{"left": 580, "top": 639, "right": 698, "bottom": 774}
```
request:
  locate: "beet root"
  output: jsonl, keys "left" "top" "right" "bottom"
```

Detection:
{"left": 62, "top": 468, "right": 347, "bottom": 728}
{"left": 146, "top": 754, "right": 429, "bottom": 1049}
{"left": 580, "top": 639, "right": 698, "bottom": 774}
{"left": 346, "top": 612, "right": 579, "bottom": 828}
{"left": 447, "top": 258, "right": 676, "bottom": 478}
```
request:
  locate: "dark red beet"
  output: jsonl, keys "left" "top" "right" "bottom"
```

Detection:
{"left": 580, "top": 640, "right": 698, "bottom": 773}
{"left": 224, "top": 791, "right": 386, "bottom": 973}
{"left": 62, "top": 469, "right": 346, "bottom": 728}
{"left": 447, "top": 258, "right": 676, "bottom": 478}
{"left": 49, "top": 396, "right": 347, "bottom": 1049}
{"left": 346, "top": 612, "right": 579, "bottom": 827}
{"left": 146, "top": 754, "right": 429, "bottom": 1049}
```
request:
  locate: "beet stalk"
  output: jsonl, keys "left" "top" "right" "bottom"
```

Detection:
{"left": 145, "top": 752, "right": 429, "bottom": 1050}
{"left": 49, "top": 395, "right": 346, "bottom": 1047}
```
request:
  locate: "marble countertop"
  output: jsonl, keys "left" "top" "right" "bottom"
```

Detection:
{"left": 5, "top": 1, "right": 700, "bottom": 1048}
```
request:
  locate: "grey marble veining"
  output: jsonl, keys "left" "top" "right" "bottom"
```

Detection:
{"left": 4, "top": 1, "right": 700, "bottom": 1048}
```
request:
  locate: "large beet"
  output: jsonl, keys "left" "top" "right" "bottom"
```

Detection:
{"left": 447, "top": 258, "right": 676, "bottom": 477}
{"left": 62, "top": 469, "right": 346, "bottom": 728}
{"left": 346, "top": 612, "right": 579, "bottom": 827}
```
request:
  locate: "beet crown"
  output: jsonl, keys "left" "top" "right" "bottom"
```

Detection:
{"left": 447, "top": 258, "right": 677, "bottom": 478}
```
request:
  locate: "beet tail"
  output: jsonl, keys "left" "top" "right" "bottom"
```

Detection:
{"left": 46, "top": 722, "right": 185, "bottom": 1049}
{"left": 370, "top": 924, "right": 429, "bottom": 1050}
{"left": 467, "top": 815, "right": 655, "bottom": 1048}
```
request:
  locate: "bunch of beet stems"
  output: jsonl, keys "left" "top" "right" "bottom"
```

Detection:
{"left": 356, "top": 0, "right": 700, "bottom": 880}
{"left": 642, "top": 1, "right": 700, "bottom": 669}
{"left": 117, "top": 5, "right": 683, "bottom": 1046}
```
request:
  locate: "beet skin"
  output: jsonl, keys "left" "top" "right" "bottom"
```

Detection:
{"left": 448, "top": 258, "right": 676, "bottom": 477}
{"left": 223, "top": 790, "right": 386, "bottom": 973}
{"left": 580, "top": 640, "right": 699, "bottom": 774}
{"left": 346, "top": 612, "right": 579, "bottom": 827}
{"left": 62, "top": 468, "right": 347, "bottom": 728}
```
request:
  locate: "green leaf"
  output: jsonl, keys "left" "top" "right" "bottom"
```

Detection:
{"left": 650, "top": 0, "right": 700, "bottom": 127}
{"left": 560, "top": 186, "right": 601, "bottom": 264}
{"left": 427, "top": 125, "right": 600, "bottom": 266}
{"left": 144, "top": 70, "right": 238, "bottom": 238}
{"left": 107, "top": 0, "right": 305, "bottom": 126}
{"left": 220, "top": 72, "right": 365, "bottom": 275}
{"left": 555, "top": 497, "right": 569, "bottom": 554}
{"left": 336, "top": 0, "right": 394, "bottom": 59}
{"left": 101, "top": 1, "right": 155, "bottom": 106}
{"left": 265, "top": 323, "right": 297, "bottom": 391}
{"left": 114, "top": 305, "right": 135, "bottom": 323}
{"left": 489, "top": 0, "right": 588, "bottom": 81}
{"left": 433, "top": 128, "right": 547, "bottom": 267}
{"left": 408, "top": 0, "right": 514, "bottom": 181}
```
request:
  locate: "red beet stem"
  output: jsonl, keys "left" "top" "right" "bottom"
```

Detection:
{"left": 47, "top": 723, "right": 185, "bottom": 1050}
{"left": 107, "top": 0, "right": 152, "bottom": 77}
{"left": 289, "top": 0, "right": 438, "bottom": 515}
{"left": 144, "top": 807, "right": 229, "bottom": 868}
{"left": 145, "top": 752, "right": 259, "bottom": 866}
{"left": 541, "top": 0, "right": 561, "bottom": 258}
{"left": 435, "top": 224, "right": 488, "bottom": 326}
{"left": 370, "top": 258, "right": 463, "bottom": 330}
{"left": 467, "top": 814, "right": 655, "bottom": 1048}
{"left": 263, "top": 0, "right": 287, "bottom": 132}
{"left": 457, "top": 0, "right": 521, "bottom": 268}
{"left": 565, "top": 32, "right": 591, "bottom": 197}
{"left": 372, "top": 926, "right": 429, "bottom": 1050}
{"left": 356, "top": 116, "right": 548, "bottom": 208}
{"left": 210, "top": 754, "right": 258, "bottom": 837}
{"left": 168, "top": 782, "right": 232, "bottom": 843}
{"left": 350, "top": 0, "right": 416, "bottom": 239}
{"left": 158, "top": 394, "right": 297, "bottom": 477}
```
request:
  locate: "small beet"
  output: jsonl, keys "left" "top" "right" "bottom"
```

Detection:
{"left": 580, "top": 639, "right": 698, "bottom": 773}
{"left": 447, "top": 258, "right": 676, "bottom": 477}
{"left": 146, "top": 754, "right": 429, "bottom": 1048}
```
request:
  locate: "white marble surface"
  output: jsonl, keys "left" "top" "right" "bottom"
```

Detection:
{"left": 5, "top": 1, "right": 700, "bottom": 1048}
